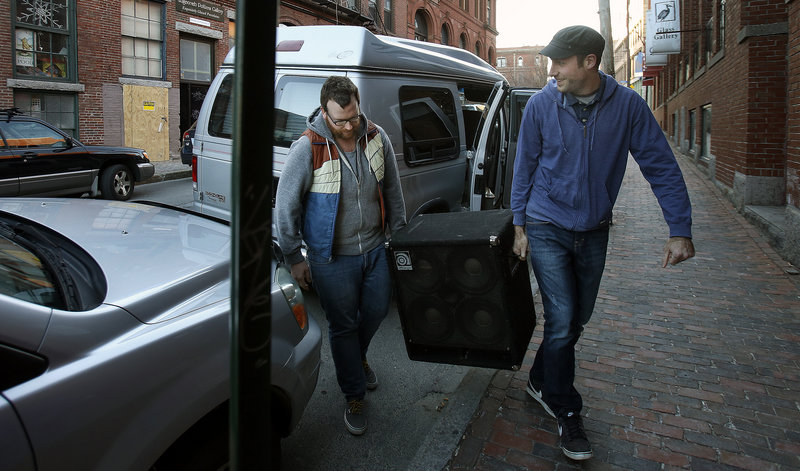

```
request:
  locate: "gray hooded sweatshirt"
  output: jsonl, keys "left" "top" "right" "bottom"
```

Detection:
{"left": 275, "top": 106, "right": 406, "bottom": 266}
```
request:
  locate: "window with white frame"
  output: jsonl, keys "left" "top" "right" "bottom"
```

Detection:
{"left": 497, "top": 57, "right": 506, "bottom": 67}
{"left": 517, "top": 56, "right": 523, "bottom": 67}
{"left": 121, "top": 0, "right": 163, "bottom": 78}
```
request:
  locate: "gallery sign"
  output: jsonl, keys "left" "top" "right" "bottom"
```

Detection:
{"left": 649, "top": 1, "right": 681, "bottom": 54}
{"left": 176, "top": 0, "right": 224, "bottom": 22}
{"left": 645, "top": 10, "right": 670, "bottom": 66}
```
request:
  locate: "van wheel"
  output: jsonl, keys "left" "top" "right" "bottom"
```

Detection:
{"left": 100, "top": 164, "right": 135, "bottom": 200}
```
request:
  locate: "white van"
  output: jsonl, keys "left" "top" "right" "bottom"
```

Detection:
{"left": 192, "top": 25, "right": 535, "bottom": 222}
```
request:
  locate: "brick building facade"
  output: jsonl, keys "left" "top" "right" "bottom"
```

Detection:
{"left": 1, "top": 0, "right": 497, "bottom": 162}
{"left": 495, "top": 46, "right": 548, "bottom": 88}
{"left": 280, "top": 0, "right": 498, "bottom": 64}
{"left": 640, "top": 0, "right": 800, "bottom": 266}
{"left": 1, "top": 0, "right": 237, "bottom": 161}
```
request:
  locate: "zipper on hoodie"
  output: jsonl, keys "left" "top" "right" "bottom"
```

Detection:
{"left": 336, "top": 139, "right": 366, "bottom": 253}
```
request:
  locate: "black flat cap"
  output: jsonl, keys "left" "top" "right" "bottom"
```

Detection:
{"left": 540, "top": 25, "right": 605, "bottom": 60}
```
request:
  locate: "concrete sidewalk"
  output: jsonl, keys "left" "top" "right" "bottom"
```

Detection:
{"left": 445, "top": 153, "right": 800, "bottom": 470}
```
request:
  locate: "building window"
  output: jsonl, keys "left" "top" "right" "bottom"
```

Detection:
{"left": 345, "top": 0, "right": 360, "bottom": 10}
{"left": 701, "top": 104, "right": 712, "bottom": 159}
{"left": 368, "top": 0, "right": 378, "bottom": 19}
{"left": 497, "top": 57, "right": 506, "bottom": 67}
{"left": 121, "top": 0, "right": 164, "bottom": 78}
{"left": 716, "top": 0, "right": 726, "bottom": 53}
{"left": 474, "top": 0, "right": 480, "bottom": 19}
{"left": 414, "top": 11, "right": 428, "bottom": 41}
{"left": 384, "top": 0, "right": 393, "bottom": 32}
{"left": 517, "top": 56, "right": 523, "bottom": 67}
{"left": 460, "top": 33, "right": 467, "bottom": 49}
{"left": 14, "top": 92, "right": 77, "bottom": 137}
{"left": 13, "top": 0, "right": 74, "bottom": 80}
{"left": 486, "top": 0, "right": 491, "bottom": 26}
{"left": 670, "top": 111, "right": 678, "bottom": 139}
{"left": 475, "top": 42, "right": 481, "bottom": 57}
{"left": 180, "top": 39, "right": 212, "bottom": 82}
{"left": 688, "top": 108, "right": 696, "bottom": 152}
{"left": 441, "top": 24, "right": 450, "bottom": 46}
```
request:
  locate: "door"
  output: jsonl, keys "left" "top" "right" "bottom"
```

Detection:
{"left": 468, "top": 80, "right": 509, "bottom": 211}
{"left": 502, "top": 88, "right": 539, "bottom": 208}
{"left": 0, "top": 119, "right": 95, "bottom": 196}
{"left": 0, "top": 134, "right": 20, "bottom": 196}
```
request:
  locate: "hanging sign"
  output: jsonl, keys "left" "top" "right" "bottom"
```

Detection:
{"left": 645, "top": 10, "right": 670, "bottom": 66}
{"left": 649, "top": 2, "right": 681, "bottom": 54}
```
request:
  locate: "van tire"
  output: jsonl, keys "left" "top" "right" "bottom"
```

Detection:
{"left": 100, "top": 164, "right": 135, "bottom": 201}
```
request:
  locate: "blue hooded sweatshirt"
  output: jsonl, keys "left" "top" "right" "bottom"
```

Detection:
{"left": 510, "top": 72, "right": 692, "bottom": 238}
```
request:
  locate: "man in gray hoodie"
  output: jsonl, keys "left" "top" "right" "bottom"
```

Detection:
{"left": 275, "top": 76, "right": 406, "bottom": 435}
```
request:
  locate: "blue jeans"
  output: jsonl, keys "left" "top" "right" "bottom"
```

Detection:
{"left": 526, "top": 219, "right": 609, "bottom": 417}
{"left": 307, "top": 243, "right": 391, "bottom": 401}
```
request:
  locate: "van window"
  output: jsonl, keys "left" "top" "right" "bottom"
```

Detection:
{"left": 209, "top": 74, "right": 234, "bottom": 139}
{"left": 399, "top": 87, "right": 459, "bottom": 166}
{"left": 275, "top": 76, "right": 325, "bottom": 148}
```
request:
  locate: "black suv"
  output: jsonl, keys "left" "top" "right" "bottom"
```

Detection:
{"left": 0, "top": 108, "right": 155, "bottom": 200}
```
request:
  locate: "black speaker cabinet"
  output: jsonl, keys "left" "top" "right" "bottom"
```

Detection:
{"left": 387, "top": 209, "right": 536, "bottom": 370}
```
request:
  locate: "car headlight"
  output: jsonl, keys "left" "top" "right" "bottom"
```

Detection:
{"left": 274, "top": 265, "right": 307, "bottom": 330}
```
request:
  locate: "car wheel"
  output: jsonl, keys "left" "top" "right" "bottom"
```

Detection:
{"left": 100, "top": 164, "right": 135, "bottom": 200}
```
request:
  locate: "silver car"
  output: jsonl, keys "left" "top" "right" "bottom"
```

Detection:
{"left": 0, "top": 198, "right": 321, "bottom": 470}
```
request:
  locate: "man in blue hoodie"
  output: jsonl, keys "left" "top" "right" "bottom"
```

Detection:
{"left": 510, "top": 26, "right": 695, "bottom": 461}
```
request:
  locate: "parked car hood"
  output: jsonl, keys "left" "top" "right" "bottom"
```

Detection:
{"left": 80, "top": 144, "right": 149, "bottom": 158}
{"left": 0, "top": 198, "right": 230, "bottom": 324}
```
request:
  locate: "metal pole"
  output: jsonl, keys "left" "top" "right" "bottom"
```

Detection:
{"left": 230, "top": 1, "right": 277, "bottom": 469}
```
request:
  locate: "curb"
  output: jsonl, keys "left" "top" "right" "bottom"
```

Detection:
{"left": 141, "top": 169, "right": 192, "bottom": 185}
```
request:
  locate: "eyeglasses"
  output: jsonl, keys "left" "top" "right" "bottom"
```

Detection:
{"left": 327, "top": 113, "right": 361, "bottom": 127}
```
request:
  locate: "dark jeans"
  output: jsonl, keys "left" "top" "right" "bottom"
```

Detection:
{"left": 526, "top": 219, "right": 609, "bottom": 417}
{"left": 307, "top": 243, "right": 391, "bottom": 401}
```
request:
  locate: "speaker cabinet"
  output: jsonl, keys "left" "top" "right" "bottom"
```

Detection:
{"left": 387, "top": 209, "right": 536, "bottom": 370}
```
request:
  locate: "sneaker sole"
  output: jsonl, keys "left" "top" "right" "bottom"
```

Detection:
{"left": 560, "top": 446, "right": 593, "bottom": 461}
{"left": 526, "top": 383, "right": 556, "bottom": 418}
{"left": 366, "top": 381, "right": 378, "bottom": 391}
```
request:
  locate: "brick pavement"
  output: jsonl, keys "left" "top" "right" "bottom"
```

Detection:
{"left": 444, "top": 153, "right": 800, "bottom": 471}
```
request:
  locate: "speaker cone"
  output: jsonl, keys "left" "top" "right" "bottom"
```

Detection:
{"left": 407, "top": 296, "right": 454, "bottom": 342}
{"left": 447, "top": 250, "right": 497, "bottom": 294}
{"left": 456, "top": 298, "right": 506, "bottom": 345}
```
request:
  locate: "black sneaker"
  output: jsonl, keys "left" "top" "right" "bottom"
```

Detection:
{"left": 526, "top": 379, "right": 555, "bottom": 418}
{"left": 345, "top": 399, "right": 367, "bottom": 435}
{"left": 557, "top": 412, "right": 593, "bottom": 460}
{"left": 363, "top": 360, "right": 378, "bottom": 390}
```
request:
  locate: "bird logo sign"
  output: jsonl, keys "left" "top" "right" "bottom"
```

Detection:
{"left": 655, "top": 0, "right": 676, "bottom": 23}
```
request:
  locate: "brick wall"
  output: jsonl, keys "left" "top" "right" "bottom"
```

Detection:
{"left": 788, "top": 0, "right": 800, "bottom": 209}
{"left": 77, "top": 0, "right": 123, "bottom": 144}
{"left": 0, "top": 1, "right": 13, "bottom": 108}
{"left": 654, "top": 0, "right": 787, "bottom": 196}
{"left": 496, "top": 47, "right": 549, "bottom": 88}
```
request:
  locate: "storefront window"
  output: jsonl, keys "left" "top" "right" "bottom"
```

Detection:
{"left": 13, "top": 0, "right": 73, "bottom": 80}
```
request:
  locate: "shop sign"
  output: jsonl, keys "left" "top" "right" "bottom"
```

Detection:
{"left": 176, "top": 0, "right": 224, "bottom": 22}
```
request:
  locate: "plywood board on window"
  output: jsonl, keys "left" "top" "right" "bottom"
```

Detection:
{"left": 122, "top": 84, "right": 170, "bottom": 161}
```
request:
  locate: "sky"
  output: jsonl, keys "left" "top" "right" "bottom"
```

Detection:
{"left": 495, "top": 0, "right": 626, "bottom": 48}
